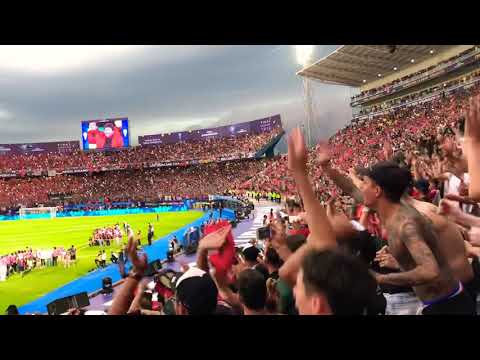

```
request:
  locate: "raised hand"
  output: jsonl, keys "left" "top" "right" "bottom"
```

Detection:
{"left": 288, "top": 128, "right": 308, "bottom": 174}
{"left": 469, "top": 227, "right": 480, "bottom": 247}
{"left": 466, "top": 94, "right": 480, "bottom": 142}
{"left": 316, "top": 141, "right": 332, "bottom": 167}
{"left": 127, "top": 235, "right": 148, "bottom": 276}
{"left": 383, "top": 141, "right": 393, "bottom": 160}
{"left": 438, "top": 198, "right": 465, "bottom": 222}
{"left": 270, "top": 219, "right": 287, "bottom": 249}
{"left": 326, "top": 194, "right": 337, "bottom": 218}
{"left": 178, "top": 260, "right": 190, "bottom": 273}
{"left": 465, "top": 240, "right": 480, "bottom": 258}
{"left": 440, "top": 136, "right": 456, "bottom": 157}
{"left": 198, "top": 225, "right": 232, "bottom": 251}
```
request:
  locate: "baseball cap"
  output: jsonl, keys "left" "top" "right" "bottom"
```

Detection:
{"left": 172, "top": 268, "right": 218, "bottom": 315}
{"left": 357, "top": 161, "right": 413, "bottom": 202}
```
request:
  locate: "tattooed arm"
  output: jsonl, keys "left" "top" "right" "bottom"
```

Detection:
{"left": 322, "top": 163, "right": 364, "bottom": 204}
{"left": 376, "top": 221, "right": 440, "bottom": 287}
{"left": 316, "top": 143, "right": 364, "bottom": 204}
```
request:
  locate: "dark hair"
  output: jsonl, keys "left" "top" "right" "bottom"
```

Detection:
{"left": 265, "top": 247, "right": 283, "bottom": 269}
{"left": 6, "top": 305, "right": 19, "bottom": 315}
{"left": 360, "top": 162, "right": 413, "bottom": 203}
{"left": 301, "top": 250, "right": 377, "bottom": 315}
{"left": 286, "top": 234, "right": 306, "bottom": 253}
{"left": 243, "top": 246, "right": 260, "bottom": 262}
{"left": 237, "top": 269, "right": 267, "bottom": 311}
{"left": 140, "top": 292, "right": 153, "bottom": 310}
{"left": 254, "top": 263, "right": 269, "bottom": 281}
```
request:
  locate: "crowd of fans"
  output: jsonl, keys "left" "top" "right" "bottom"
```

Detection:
{"left": 244, "top": 77, "right": 480, "bottom": 207}
{"left": 351, "top": 46, "right": 479, "bottom": 104}
{"left": 0, "top": 159, "right": 272, "bottom": 208}
{"left": 98, "top": 90, "right": 480, "bottom": 316}
{"left": 0, "top": 245, "right": 77, "bottom": 281}
{"left": 0, "top": 127, "right": 282, "bottom": 175}
{"left": 6, "top": 62, "right": 480, "bottom": 315}
{"left": 357, "top": 71, "right": 480, "bottom": 118}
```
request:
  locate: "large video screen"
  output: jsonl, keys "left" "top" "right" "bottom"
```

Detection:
{"left": 81, "top": 118, "right": 130, "bottom": 151}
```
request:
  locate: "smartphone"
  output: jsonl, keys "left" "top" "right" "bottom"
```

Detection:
{"left": 256, "top": 226, "right": 271, "bottom": 240}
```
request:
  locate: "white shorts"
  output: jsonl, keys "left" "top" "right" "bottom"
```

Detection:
{"left": 384, "top": 292, "right": 422, "bottom": 315}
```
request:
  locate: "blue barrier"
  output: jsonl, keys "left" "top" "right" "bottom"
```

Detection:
{"left": 0, "top": 205, "right": 189, "bottom": 221}
{"left": 17, "top": 208, "right": 235, "bottom": 314}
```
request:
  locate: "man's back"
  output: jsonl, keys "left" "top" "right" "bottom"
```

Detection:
{"left": 406, "top": 198, "right": 473, "bottom": 284}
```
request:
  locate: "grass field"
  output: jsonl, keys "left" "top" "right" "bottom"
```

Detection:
{"left": 0, "top": 211, "right": 203, "bottom": 312}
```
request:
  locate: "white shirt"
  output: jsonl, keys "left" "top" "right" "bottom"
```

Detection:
{"left": 444, "top": 173, "right": 461, "bottom": 196}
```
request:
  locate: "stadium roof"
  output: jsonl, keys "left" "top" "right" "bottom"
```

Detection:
{"left": 297, "top": 45, "right": 460, "bottom": 87}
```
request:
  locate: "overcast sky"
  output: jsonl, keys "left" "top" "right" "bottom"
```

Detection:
{"left": 0, "top": 45, "right": 354, "bottom": 151}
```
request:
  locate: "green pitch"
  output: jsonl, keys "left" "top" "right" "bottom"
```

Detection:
{"left": 0, "top": 211, "right": 203, "bottom": 312}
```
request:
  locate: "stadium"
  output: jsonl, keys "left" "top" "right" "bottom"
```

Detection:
{"left": 1, "top": 45, "right": 480, "bottom": 315}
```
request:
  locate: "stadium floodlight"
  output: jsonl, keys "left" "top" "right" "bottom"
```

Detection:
{"left": 295, "top": 45, "right": 315, "bottom": 67}
{"left": 362, "top": 79, "right": 367, "bottom": 83}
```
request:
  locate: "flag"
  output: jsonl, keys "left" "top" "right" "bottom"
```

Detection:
{"left": 207, "top": 221, "right": 235, "bottom": 278}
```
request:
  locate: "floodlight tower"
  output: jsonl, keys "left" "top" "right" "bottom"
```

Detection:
{"left": 295, "top": 45, "right": 315, "bottom": 149}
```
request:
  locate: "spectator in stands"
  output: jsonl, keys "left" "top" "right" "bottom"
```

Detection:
{"left": 236, "top": 269, "right": 269, "bottom": 315}
{"left": 172, "top": 268, "right": 219, "bottom": 316}
{"left": 5, "top": 305, "right": 19, "bottom": 315}
{"left": 294, "top": 250, "right": 377, "bottom": 315}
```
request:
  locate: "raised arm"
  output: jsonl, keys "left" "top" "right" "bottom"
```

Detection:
{"left": 196, "top": 225, "right": 231, "bottom": 272}
{"left": 279, "top": 130, "right": 337, "bottom": 287}
{"left": 127, "top": 279, "right": 149, "bottom": 314}
{"left": 317, "top": 143, "right": 364, "bottom": 203}
{"left": 278, "top": 241, "right": 315, "bottom": 288}
{"left": 270, "top": 220, "right": 292, "bottom": 262}
{"left": 109, "top": 236, "right": 148, "bottom": 315}
{"left": 466, "top": 95, "right": 480, "bottom": 201}
{"left": 375, "top": 221, "right": 439, "bottom": 287}
{"left": 210, "top": 269, "right": 242, "bottom": 310}
{"left": 438, "top": 198, "right": 480, "bottom": 228}
{"left": 288, "top": 129, "right": 336, "bottom": 249}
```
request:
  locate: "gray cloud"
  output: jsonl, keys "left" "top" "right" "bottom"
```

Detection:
{"left": 0, "top": 45, "right": 351, "bottom": 148}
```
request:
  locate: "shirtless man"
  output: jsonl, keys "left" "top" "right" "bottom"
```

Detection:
{"left": 318, "top": 155, "right": 475, "bottom": 313}
{"left": 320, "top": 147, "right": 475, "bottom": 288}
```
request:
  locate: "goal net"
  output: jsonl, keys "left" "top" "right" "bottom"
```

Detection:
{"left": 19, "top": 207, "right": 58, "bottom": 219}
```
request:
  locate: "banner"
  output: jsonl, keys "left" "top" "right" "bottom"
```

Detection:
{"left": 138, "top": 114, "right": 282, "bottom": 146}
{"left": 0, "top": 141, "right": 79, "bottom": 155}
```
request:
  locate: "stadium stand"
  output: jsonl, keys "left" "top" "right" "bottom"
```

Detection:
{"left": 4, "top": 45, "right": 480, "bottom": 315}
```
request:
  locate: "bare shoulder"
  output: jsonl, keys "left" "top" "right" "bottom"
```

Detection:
{"left": 412, "top": 200, "right": 449, "bottom": 229}
{"left": 395, "top": 206, "right": 432, "bottom": 244}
